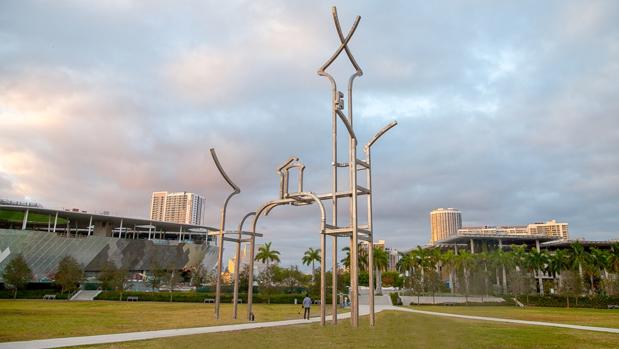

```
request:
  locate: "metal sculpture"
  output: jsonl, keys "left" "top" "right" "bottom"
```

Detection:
{"left": 239, "top": 7, "right": 397, "bottom": 328}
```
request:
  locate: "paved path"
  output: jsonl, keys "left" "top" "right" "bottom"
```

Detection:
{"left": 398, "top": 307, "right": 619, "bottom": 334}
{"left": 2, "top": 306, "right": 618, "bottom": 349}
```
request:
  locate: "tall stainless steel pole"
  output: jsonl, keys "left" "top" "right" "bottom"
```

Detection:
{"left": 365, "top": 121, "right": 397, "bottom": 326}
{"left": 367, "top": 150, "right": 375, "bottom": 326}
{"left": 233, "top": 212, "right": 255, "bottom": 319}
{"left": 210, "top": 148, "right": 240, "bottom": 320}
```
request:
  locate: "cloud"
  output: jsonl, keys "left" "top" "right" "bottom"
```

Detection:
{"left": 1, "top": 0, "right": 619, "bottom": 267}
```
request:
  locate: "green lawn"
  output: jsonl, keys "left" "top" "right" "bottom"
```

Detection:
{"left": 77, "top": 310, "right": 619, "bottom": 349}
{"left": 0, "top": 209, "right": 67, "bottom": 224}
{"left": 0, "top": 300, "right": 337, "bottom": 342}
{"left": 408, "top": 305, "right": 619, "bottom": 329}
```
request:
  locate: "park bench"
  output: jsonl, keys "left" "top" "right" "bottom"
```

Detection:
{"left": 126, "top": 296, "right": 139, "bottom": 302}
{"left": 42, "top": 294, "right": 56, "bottom": 300}
{"left": 608, "top": 304, "right": 619, "bottom": 309}
{"left": 443, "top": 302, "right": 457, "bottom": 306}
{"left": 203, "top": 298, "right": 215, "bottom": 303}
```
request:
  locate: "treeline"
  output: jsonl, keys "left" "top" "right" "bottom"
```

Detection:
{"left": 395, "top": 242, "right": 619, "bottom": 307}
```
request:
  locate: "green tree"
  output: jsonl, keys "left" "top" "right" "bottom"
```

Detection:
{"left": 569, "top": 241, "right": 587, "bottom": 279}
{"left": 455, "top": 250, "right": 474, "bottom": 303}
{"left": 589, "top": 248, "right": 610, "bottom": 295}
{"left": 547, "top": 249, "right": 570, "bottom": 292}
{"left": 302, "top": 247, "right": 321, "bottom": 282}
{"left": 2, "top": 254, "right": 32, "bottom": 299}
{"left": 491, "top": 249, "right": 513, "bottom": 294}
{"left": 441, "top": 250, "right": 457, "bottom": 294}
{"left": 257, "top": 265, "right": 276, "bottom": 304}
{"left": 165, "top": 268, "right": 181, "bottom": 302}
{"left": 341, "top": 244, "right": 369, "bottom": 272}
{"left": 98, "top": 262, "right": 129, "bottom": 300}
{"left": 54, "top": 256, "right": 83, "bottom": 294}
{"left": 396, "top": 251, "right": 414, "bottom": 289}
{"left": 525, "top": 249, "right": 548, "bottom": 295}
{"left": 149, "top": 263, "right": 167, "bottom": 291}
{"left": 559, "top": 270, "right": 583, "bottom": 308}
{"left": 255, "top": 242, "right": 280, "bottom": 267}
{"left": 373, "top": 247, "right": 389, "bottom": 295}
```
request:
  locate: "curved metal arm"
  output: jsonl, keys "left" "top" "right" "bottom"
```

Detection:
{"left": 365, "top": 121, "right": 398, "bottom": 151}
{"left": 337, "top": 110, "right": 357, "bottom": 143}
{"left": 210, "top": 148, "right": 240, "bottom": 194}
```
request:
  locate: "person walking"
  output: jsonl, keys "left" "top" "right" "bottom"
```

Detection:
{"left": 302, "top": 294, "right": 312, "bottom": 320}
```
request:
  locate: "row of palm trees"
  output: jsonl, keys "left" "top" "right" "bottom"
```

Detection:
{"left": 302, "top": 245, "right": 391, "bottom": 292}
{"left": 396, "top": 242, "right": 619, "bottom": 297}
{"left": 263, "top": 241, "right": 619, "bottom": 298}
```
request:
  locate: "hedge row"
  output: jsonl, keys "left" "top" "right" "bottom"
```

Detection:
{"left": 0, "top": 289, "right": 69, "bottom": 300}
{"left": 95, "top": 291, "right": 329, "bottom": 304}
{"left": 517, "top": 295, "right": 619, "bottom": 308}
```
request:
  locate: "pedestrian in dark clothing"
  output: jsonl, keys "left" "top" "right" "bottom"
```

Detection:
{"left": 302, "top": 294, "right": 312, "bottom": 320}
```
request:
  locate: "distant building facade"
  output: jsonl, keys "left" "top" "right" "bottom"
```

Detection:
{"left": 430, "top": 208, "right": 462, "bottom": 244}
{"left": 455, "top": 220, "right": 568, "bottom": 240}
{"left": 527, "top": 220, "right": 568, "bottom": 239}
{"left": 149, "top": 191, "right": 206, "bottom": 225}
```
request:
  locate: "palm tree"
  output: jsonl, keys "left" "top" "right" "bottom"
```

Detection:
{"left": 476, "top": 252, "right": 491, "bottom": 298}
{"left": 255, "top": 242, "right": 281, "bottom": 267}
{"left": 411, "top": 246, "right": 428, "bottom": 285}
{"left": 373, "top": 247, "right": 389, "bottom": 295}
{"left": 609, "top": 243, "right": 619, "bottom": 275}
{"left": 547, "top": 249, "right": 570, "bottom": 291}
{"left": 455, "top": 250, "right": 474, "bottom": 302}
{"left": 441, "top": 250, "right": 457, "bottom": 294}
{"left": 511, "top": 244, "right": 528, "bottom": 272}
{"left": 569, "top": 241, "right": 587, "bottom": 279}
{"left": 341, "top": 244, "right": 369, "bottom": 271}
{"left": 493, "top": 249, "right": 513, "bottom": 294}
{"left": 302, "top": 247, "right": 321, "bottom": 282}
{"left": 525, "top": 249, "right": 548, "bottom": 295}
{"left": 589, "top": 248, "right": 609, "bottom": 294}
{"left": 396, "top": 251, "right": 414, "bottom": 289}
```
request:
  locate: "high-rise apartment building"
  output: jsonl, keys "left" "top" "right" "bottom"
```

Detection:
{"left": 430, "top": 208, "right": 462, "bottom": 243}
{"left": 527, "top": 220, "right": 569, "bottom": 239}
{"left": 149, "top": 191, "right": 206, "bottom": 225}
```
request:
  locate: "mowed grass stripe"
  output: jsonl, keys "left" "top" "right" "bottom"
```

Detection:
{"left": 0, "top": 300, "right": 331, "bottom": 342}
{"left": 76, "top": 311, "right": 619, "bottom": 349}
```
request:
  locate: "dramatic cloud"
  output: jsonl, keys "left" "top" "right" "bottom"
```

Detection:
{"left": 1, "top": 0, "right": 618, "bottom": 266}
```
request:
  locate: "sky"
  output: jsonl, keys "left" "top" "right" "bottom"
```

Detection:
{"left": 1, "top": 1, "right": 618, "bottom": 268}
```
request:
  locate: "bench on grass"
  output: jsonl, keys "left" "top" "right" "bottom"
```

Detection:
{"left": 126, "top": 296, "right": 139, "bottom": 302}
{"left": 203, "top": 298, "right": 215, "bottom": 303}
{"left": 42, "top": 294, "right": 56, "bottom": 300}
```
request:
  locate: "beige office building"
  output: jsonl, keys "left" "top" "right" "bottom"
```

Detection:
{"left": 430, "top": 208, "right": 462, "bottom": 243}
{"left": 149, "top": 191, "right": 206, "bottom": 225}
{"left": 527, "top": 220, "right": 569, "bottom": 239}
{"left": 455, "top": 220, "right": 568, "bottom": 240}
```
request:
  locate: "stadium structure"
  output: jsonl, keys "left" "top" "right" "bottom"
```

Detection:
{"left": 0, "top": 203, "right": 219, "bottom": 281}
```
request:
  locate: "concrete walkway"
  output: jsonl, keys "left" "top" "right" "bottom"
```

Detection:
{"left": 398, "top": 307, "right": 619, "bottom": 334}
{"left": 2, "top": 305, "right": 618, "bottom": 349}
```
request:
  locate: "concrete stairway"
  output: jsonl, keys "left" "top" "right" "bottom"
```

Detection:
{"left": 70, "top": 290, "right": 102, "bottom": 301}
{"left": 358, "top": 294, "right": 393, "bottom": 306}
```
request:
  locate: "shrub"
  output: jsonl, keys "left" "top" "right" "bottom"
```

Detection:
{"left": 94, "top": 291, "right": 317, "bottom": 304}
{"left": 389, "top": 292, "right": 402, "bottom": 305}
